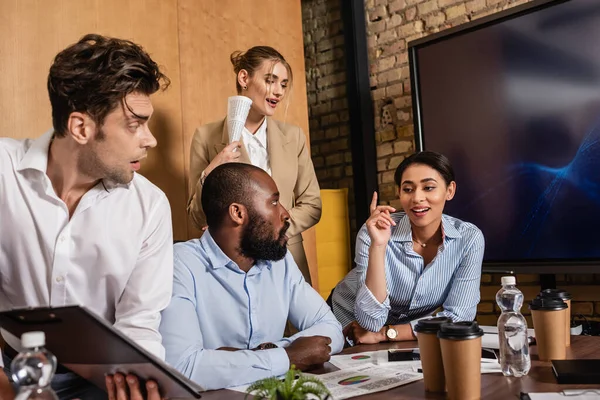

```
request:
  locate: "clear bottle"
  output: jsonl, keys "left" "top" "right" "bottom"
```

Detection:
{"left": 10, "top": 331, "right": 58, "bottom": 400}
{"left": 496, "top": 276, "right": 531, "bottom": 377}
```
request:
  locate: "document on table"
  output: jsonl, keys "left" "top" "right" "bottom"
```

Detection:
{"left": 328, "top": 350, "right": 391, "bottom": 369}
{"left": 523, "top": 390, "right": 600, "bottom": 400}
{"left": 481, "top": 325, "right": 535, "bottom": 349}
{"left": 304, "top": 363, "right": 423, "bottom": 400}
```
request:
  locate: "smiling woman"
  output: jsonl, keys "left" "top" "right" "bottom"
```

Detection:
{"left": 329, "top": 151, "right": 486, "bottom": 345}
{"left": 186, "top": 46, "right": 321, "bottom": 285}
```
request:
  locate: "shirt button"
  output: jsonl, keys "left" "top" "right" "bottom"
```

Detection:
{"left": 55, "top": 276, "right": 64, "bottom": 283}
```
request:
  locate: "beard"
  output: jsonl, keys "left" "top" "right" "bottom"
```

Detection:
{"left": 239, "top": 211, "right": 290, "bottom": 262}
{"left": 77, "top": 128, "right": 134, "bottom": 185}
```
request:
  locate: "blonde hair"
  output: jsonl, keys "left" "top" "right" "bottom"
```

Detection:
{"left": 230, "top": 46, "right": 294, "bottom": 101}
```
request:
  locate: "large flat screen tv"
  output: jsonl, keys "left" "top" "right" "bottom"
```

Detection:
{"left": 409, "top": 0, "right": 600, "bottom": 272}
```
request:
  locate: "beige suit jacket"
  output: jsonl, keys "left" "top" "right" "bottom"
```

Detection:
{"left": 187, "top": 117, "right": 322, "bottom": 283}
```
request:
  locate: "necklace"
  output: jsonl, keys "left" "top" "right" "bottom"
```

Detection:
{"left": 412, "top": 238, "right": 428, "bottom": 248}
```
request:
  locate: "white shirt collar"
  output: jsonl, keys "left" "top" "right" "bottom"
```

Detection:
{"left": 243, "top": 118, "right": 268, "bottom": 148}
{"left": 16, "top": 129, "right": 54, "bottom": 173}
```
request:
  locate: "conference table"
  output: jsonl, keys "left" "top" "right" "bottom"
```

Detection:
{"left": 199, "top": 335, "right": 600, "bottom": 399}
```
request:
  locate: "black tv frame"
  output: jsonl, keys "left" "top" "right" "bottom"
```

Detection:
{"left": 407, "top": 0, "right": 600, "bottom": 279}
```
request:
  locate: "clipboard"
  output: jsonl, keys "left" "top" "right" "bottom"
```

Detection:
{"left": 0, "top": 306, "right": 202, "bottom": 399}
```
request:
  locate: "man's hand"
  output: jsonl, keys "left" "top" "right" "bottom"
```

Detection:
{"left": 284, "top": 336, "right": 332, "bottom": 371}
{"left": 0, "top": 371, "right": 14, "bottom": 400}
{"left": 343, "top": 321, "right": 385, "bottom": 345}
{"left": 106, "top": 373, "right": 162, "bottom": 400}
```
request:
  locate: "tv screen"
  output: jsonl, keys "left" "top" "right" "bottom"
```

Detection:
{"left": 410, "top": 0, "right": 600, "bottom": 267}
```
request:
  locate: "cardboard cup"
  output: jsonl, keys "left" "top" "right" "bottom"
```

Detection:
{"left": 565, "top": 299, "right": 571, "bottom": 347}
{"left": 417, "top": 332, "right": 445, "bottom": 393}
{"left": 439, "top": 336, "right": 482, "bottom": 400}
{"left": 531, "top": 308, "right": 566, "bottom": 361}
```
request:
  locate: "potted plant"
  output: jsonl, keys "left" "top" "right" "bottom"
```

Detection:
{"left": 245, "top": 367, "right": 331, "bottom": 400}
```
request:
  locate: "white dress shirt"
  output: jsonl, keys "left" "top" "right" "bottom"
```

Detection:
{"left": 241, "top": 118, "right": 271, "bottom": 175}
{"left": 0, "top": 131, "right": 173, "bottom": 362}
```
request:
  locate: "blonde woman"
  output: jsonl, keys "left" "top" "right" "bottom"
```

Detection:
{"left": 187, "top": 46, "right": 321, "bottom": 284}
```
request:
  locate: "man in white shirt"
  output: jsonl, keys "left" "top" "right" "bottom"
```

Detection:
{"left": 0, "top": 34, "right": 172, "bottom": 399}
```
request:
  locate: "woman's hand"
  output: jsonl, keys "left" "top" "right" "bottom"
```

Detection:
{"left": 343, "top": 321, "right": 385, "bottom": 345}
{"left": 365, "top": 192, "right": 396, "bottom": 247}
{"left": 204, "top": 141, "right": 242, "bottom": 177}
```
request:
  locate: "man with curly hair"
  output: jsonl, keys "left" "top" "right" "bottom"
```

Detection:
{"left": 0, "top": 34, "right": 171, "bottom": 399}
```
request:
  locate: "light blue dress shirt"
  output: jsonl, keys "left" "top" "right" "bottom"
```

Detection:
{"left": 159, "top": 231, "right": 344, "bottom": 390}
{"left": 331, "top": 212, "right": 485, "bottom": 332}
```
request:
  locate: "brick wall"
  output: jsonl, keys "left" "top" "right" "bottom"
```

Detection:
{"left": 302, "top": 0, "right": 357, "bottom": 240}
{"left": 302, "top": 0, "right": 600, "bottom": 324}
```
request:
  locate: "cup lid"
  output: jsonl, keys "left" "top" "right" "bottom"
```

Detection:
{"left": 437, "top": 321, "right": 484, "bottom": 340}
{"left": 414, "top": 317, "right": 452, "bottom": 333}
{"left": 539, "top": 288, "right": 572, "bottom": 300}
{"left": 529, "top": 296, "right": 567, "bottom": 311}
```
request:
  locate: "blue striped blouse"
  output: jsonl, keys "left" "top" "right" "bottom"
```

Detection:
{"left": 331, "top": 212, "right": 485, "bottom": 332}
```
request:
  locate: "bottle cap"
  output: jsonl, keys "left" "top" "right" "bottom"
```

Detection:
{"left": 437, "top": 321, "right": 484, "bottom": 340}
{"left": 21, "top": 331, "right": 45, "bottom": 348}
{"left": 501, "top": 276, "right": 516, "bottom": 286}
{"left": 529, "top": 296, "right": 567, "bottom": 311}
{"left": 414, "top": 317, "right": 452, "bottom": 333}
{"left": 539, "top": 288, "right": 572, "bottom": 300}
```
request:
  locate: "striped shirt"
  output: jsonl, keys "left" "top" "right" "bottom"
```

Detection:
{"left": 331, "top": 212, "right": 485, "bottom": 332}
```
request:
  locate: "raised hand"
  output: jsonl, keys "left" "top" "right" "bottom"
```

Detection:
{"left": 365, "top": 192, "right": 396, "bottom": 246}
{"left": 284, "top": 336, "right": 332, "bottom": 371}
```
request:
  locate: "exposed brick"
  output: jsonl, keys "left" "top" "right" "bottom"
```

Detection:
{"left": 377, "top": 158, "right": 388, "bottom": 172}
{"left": 389, "top": 0, "right": 407, "bottom": 13}
{"left": 377, "top": 142, "right": 394, "bottom": 157}
{"left": 445, "top": 4, "right": 468, "bottom": 20}
{"left": 386, "top": 83, "right": 404, "bottom": 97}
{"left": 515, "top": 274, "right": 539, "bottom": 284}
{"left": 376, "top": 127, "right": 396, "bottom": 142}
{"left": 330, "top": 166, "right": 344, "bottom": 179}
{"left": 571, "top": 302, "right": 594, "bottom": 316}
{"left": 325, "top": 153, "right": 344, "bottom": 166}
{"left": 345, "top": 165, "right": 353, "bottom": 176}
{"left": 466, "top": 0, "right": 487, "bottom": 13}
{"left": 389, "top": 198, "right": 403, "bottom": 210}
{"left": 325, "top": 127, "right": 339, "bottom": 138}
{"left": 477, "top": 302, "right": 494, "bottom": 314}
{"left": 368, "top": 19, "right": 387, "bottom": 34}
{"left": 372, "top": 87, "right": 386, "bottom": 100}
{"left": 425, "top": 11, "right": 446, "bottom": 27}
{"left": 378, "top": 68, "right": 403, "bottom": 84}
{"left": 387, "top": 13, "right": 404, "bottom": 28}
{"left": 376, "top": 56, "right": 396, "bottom": 72}
{"left": 330, "top": 138, "right": 349, "bottom": 152}
{"left": 439, "top": 0, "right": 463, "bottom": 6}
{"left": 382, "top": 170, "right": 395, "bottom": 183}
{"left": 417, "top": 0, "right": 439, "bottom": 15}
{"left": 379, "top": 182, "right": 397, "bottom": 199}
{"left": 388, "top": 155, "right": 405, "bottom": 170}
{"left": 393, "top": 140, "right": 413, "bottom": 154}
{"left": 369, "top": 5, "right": 388, "bottom": 21}
{"left": 379, "top": 29, "right": 398, "bottom": 44}
{"left": 405, "top": 7, "right": 417, "bottom": 21}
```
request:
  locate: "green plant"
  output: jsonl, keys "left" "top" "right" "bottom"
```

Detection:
{"left": 245, "top": 367, "right": 331, "bottom": 400}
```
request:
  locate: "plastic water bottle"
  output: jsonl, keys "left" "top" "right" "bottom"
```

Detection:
{"left": 10, "top": 331, "right": 58, "bottom": 400}
{"left": 496, "top": 276, "right": 531, "bottom": 377}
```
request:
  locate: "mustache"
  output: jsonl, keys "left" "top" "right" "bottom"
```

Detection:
{"left": 279, "top": 221, "right": 290, "bottom": 238}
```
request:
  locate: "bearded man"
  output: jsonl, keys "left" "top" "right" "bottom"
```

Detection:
{"left": 159, "top": 163, "right": 344, "bottom": 390}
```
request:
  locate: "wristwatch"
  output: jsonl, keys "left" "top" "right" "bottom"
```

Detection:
{"left": 253, "top": 342, "right": 278, "bottom": 350}
{"left": 385, "top": 325, "right": 398, "bottom": 341}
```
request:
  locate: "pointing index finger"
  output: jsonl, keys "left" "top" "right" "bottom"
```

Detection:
{"left": 370, "top": 192, "right": 378, "bottom": 213}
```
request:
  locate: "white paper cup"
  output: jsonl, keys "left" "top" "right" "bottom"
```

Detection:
{"left": 227, "top": 96, "right": 252, "bottom": 143}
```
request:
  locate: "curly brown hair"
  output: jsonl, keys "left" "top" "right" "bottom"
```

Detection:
{"left": 47, "top": 33, "right": 170, "bottom": 137}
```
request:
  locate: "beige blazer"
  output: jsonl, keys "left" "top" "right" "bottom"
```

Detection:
{"left": 187, "top": 117, "right": 322, "bottom": 284}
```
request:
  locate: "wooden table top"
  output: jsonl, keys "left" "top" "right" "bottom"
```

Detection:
{"left": 198, "top": 335, "right": 600, "bottom": 399}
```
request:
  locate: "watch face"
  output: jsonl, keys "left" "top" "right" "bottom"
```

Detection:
{"left": 386, "top": 327, "right": 397, "bottom": 339}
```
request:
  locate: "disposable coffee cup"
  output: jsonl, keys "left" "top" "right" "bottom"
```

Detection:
{"left": 529, "top": 296, "right": 567, "bottom": 361}
{"left": 227, "top": 96, "right": 253, "bottom": 144}
{"left": 438, "top": 321, "right": 484, "bottom": 400}
{"left": 415, "top": 317, "right": 451, "bottom": 393}
{"left": 539, "top": 289, "right": 572, "bottom": 346}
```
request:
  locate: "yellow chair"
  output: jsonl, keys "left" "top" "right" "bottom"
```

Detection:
{"left": 315, "top": 189, "right": 352, "bottom": 300}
